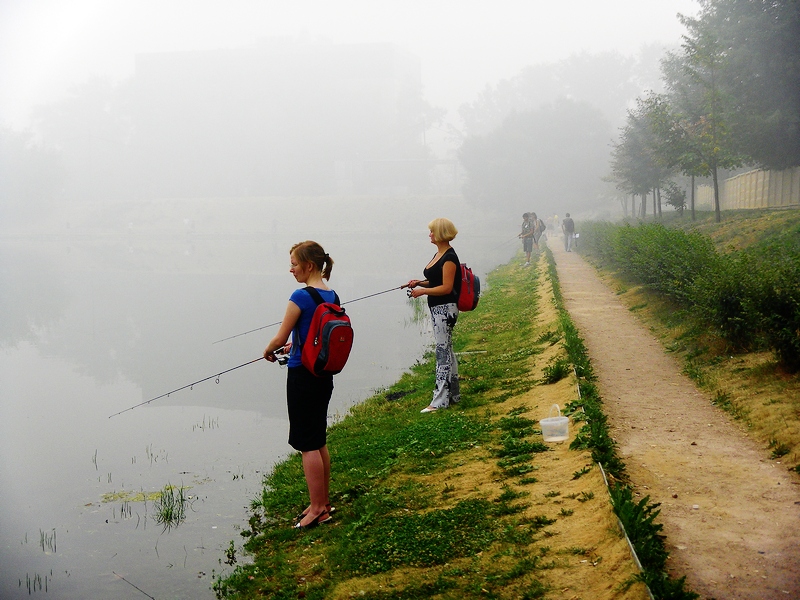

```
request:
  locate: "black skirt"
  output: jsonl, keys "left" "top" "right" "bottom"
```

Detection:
{"left": 286, "top": 366, "right": 334, "bottom": 451}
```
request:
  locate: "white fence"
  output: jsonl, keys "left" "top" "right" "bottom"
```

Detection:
{"left": 696, "top": 166, "right": 800, "bottom": 210}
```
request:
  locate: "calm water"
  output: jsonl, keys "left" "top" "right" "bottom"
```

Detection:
{"left": 0, "top": 198, "right": 515, "bottom": 599}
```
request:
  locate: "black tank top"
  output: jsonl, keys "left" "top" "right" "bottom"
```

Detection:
{"left": 423, "top": 247, "right": 461, "bottom": 307}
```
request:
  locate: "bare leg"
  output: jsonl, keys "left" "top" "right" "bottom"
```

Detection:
{"left": 297, "top": 447, "right": 329, "bottom": 526}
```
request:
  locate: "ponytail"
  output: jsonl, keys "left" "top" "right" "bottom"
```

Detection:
{"left": 290, "top": 241, "right": 334, "bottom": 280}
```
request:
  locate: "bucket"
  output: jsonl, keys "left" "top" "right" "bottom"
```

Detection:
{"left": 540, "top": 404, "right": 569, "bottom": 442}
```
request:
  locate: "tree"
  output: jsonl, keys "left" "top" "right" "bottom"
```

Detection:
{"left": 0, "top": 128, "right": 64, "bottom": 224}
{"left": 665, "top": 6, "right": 743, "bottom": 222}
{"left": 459, "top": 99, "right": 611, "bottom": 216}
{"left": 610, "top": 97, "right": 673, "bottom": 219}
{"left": 711, "top": 0, "right": 800, "bottom": 169}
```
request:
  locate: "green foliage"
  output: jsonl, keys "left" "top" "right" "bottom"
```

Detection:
{"left": 610, "top": 484, "right": 699, "bottom": 600}
{"left": 541, "top": 358, "right": 571, "bottom": 384}
{"left": 578, "top": 221, "right": 800, "bottom": 372}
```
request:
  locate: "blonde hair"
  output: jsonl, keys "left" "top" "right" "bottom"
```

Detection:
{"left": 290, "top": 240, "right": 334, "bottom": 280}
{"left": 428, "top": 218, "right": 458, "bottom": 243}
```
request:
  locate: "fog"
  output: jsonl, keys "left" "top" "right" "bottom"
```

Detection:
{"left": 1, "top": 0, "right": 698, "bottom": 221}
{"left": 1, "top": 2, "right": 699, "bottom": 598}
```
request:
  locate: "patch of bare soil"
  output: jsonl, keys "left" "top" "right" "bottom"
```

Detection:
{"left": 550, "top": 242, "right": 800, "bottom": 600}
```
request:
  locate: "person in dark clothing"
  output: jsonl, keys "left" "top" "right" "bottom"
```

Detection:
{"left": 519, "top": 212, "right": 534, "bottom": 266}
{"left": 562, "top": 213, "right": 575, "bottom": 251}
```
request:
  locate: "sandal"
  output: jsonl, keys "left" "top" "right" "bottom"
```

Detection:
{"left": 297, "top": 503, "right": 335, "bottom": 520}
{"left": 293, "top": 510, "right": 330, "bottom": 530}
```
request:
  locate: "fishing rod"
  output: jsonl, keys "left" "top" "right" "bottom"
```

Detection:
{"left": 211, "top": 285, "right": 404, "bottom": 345}
{"left": 489, "top": 233, "right": 524, "bottom": 252}
{"left": 108, "top": 357, "right": 265, "bottom": 419}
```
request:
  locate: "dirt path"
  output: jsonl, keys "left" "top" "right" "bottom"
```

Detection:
{"left": 549, "top": 241, "right": 800, "bottom": 600}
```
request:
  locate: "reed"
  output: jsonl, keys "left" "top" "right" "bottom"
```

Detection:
{"left": 153, "top": 484, "right": 188, "bottom": 531}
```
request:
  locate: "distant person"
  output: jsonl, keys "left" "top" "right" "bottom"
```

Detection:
{"left": 403, "top": 218, "right": 461, "bottom": 413}
{"left": 263, "top": 241, "right": 337, "bottom": 529}
{"left": 531, "top": 212, "right": 546, "bottom": 251}
{"left": 518, "top": 212, "right": 534, "bottom": 266}
{"left": 562, "top": 213, "right": 575, "bottom": 252}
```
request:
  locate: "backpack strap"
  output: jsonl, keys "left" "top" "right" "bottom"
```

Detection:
{"left": 304, "top": 287, "right": 340, "bottom": 306}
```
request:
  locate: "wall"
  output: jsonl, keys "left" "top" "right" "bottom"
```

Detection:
{"left": 697, "top": 167, "right": 800, "bottom": 210}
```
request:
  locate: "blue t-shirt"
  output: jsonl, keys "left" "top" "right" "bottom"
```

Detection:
{"left": 288, "top": 287, "right": 338, "bottom": 368}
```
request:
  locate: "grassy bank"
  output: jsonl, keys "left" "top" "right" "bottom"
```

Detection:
{"left": 212, "top": 252, "right": 689, "bottom": 599}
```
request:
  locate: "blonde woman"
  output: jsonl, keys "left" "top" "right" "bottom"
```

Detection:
{"left": 263, "top": 241, "right": 337, "bottom": 529}
{"left": 404, "top": 218, "right": 462, "bottom": 412}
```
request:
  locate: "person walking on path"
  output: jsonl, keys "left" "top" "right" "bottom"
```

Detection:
{"left": 519, "top": 213, "right": 534, "bottom": 266}
{"left": 561, "top": 213, "right": 575, "bottom": 252}
{"left": 263, "top": 240, "right": 338, "bottom": 529}
{"left": 403, "top": 218, "right": 462, "bottom": 413}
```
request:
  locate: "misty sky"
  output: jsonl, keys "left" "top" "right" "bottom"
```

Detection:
{"left": 0, "top": 0, "right": 697, "bottom": 130}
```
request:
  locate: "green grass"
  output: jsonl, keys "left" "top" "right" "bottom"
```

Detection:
{"left": 213, "top": 260, "right": 551, "bottom": 599}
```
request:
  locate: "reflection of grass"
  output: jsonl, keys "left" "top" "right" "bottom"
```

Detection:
{"left": 405, "top": 296, "right": 428, "bottom": 326}
{"left": 154, "top": 484, "right": 188, "bottom": 531}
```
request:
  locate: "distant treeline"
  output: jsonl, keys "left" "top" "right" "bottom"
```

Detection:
{"left": 577, "top": 221, "right": 800, "bottom": 373}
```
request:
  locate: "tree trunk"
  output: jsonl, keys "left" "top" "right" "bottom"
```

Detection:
{"left": 712, "top": 166, "right": 721, "bottom": 223}
{"left": 656, "top": 187, "right": 662, "bottom": 219}
{"left": 641, "top": 191, "right": 647, "bottom": 219}
{"left": 690, "top": 175, "right": 696, "bottom": 221}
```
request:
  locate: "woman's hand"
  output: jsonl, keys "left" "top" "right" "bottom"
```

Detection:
{"left": 404, "top": 279, "right": 421, "bottom": 289}
{"left": 265, "top": 341, "right": 292, "bottom": 362}
{"left": 409, "top": 286, "right": 426, "bottom": 298}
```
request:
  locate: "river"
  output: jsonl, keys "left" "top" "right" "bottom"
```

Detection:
{"left": 0, "top": 196, "right": 517, "bottom": 599}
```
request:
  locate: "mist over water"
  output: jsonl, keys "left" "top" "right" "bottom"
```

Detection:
{"left": 0, "top": 196, "right": 514, "bottom": 599}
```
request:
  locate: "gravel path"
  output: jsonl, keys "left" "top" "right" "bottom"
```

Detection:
{"left": 550, "top": 241, "right": 800, "bottom": 600}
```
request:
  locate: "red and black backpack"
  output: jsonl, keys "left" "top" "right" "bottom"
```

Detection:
{"left": 457, "top": 264, "right": 481, "bottom": 312}
{"left": 301, "top": 288, "right": 354, "bottom": 377}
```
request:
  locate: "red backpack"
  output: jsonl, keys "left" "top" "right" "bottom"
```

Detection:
{"left": 301, "top": 288, "right": 354, "bottom": 377}
{"left": 457, "top": 264, "right": 481, "bottom": 312}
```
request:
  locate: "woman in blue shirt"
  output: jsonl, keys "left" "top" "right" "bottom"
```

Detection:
{"left": 264, "top": 240, "right": 337, "bottom": 529}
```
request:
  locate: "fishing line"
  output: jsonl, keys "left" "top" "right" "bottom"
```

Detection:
{"left": 108, "top": 357, "right": 264, "bottom": 419}
{"left": 211, "top": 285, "right": 404, "bottom": 344}
{"left": 489, "top": 234, "right": 523, "bottom": 252}
{"left": 112, "top": 572, "right": 156, "bottom": 599}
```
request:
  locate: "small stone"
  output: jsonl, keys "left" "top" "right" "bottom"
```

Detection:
{"left": 692, "top": 505, "right": 700, "bottom": 510}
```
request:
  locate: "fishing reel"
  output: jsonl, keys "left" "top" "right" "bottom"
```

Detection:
{"left": 274, "top": 349, "right": 290, "bottom": 365}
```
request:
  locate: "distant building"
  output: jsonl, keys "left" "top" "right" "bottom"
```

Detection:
{"left": 133, "top": 40, "right": 433, "bottom": 198}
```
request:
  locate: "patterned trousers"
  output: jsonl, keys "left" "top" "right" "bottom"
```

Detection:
{"left": 430, "top": 303, "right": 460, "bottom": 408}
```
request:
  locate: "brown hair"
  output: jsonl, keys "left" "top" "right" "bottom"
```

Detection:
{"left": 290, "top": 241, "right": 334, "bottom": 280}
